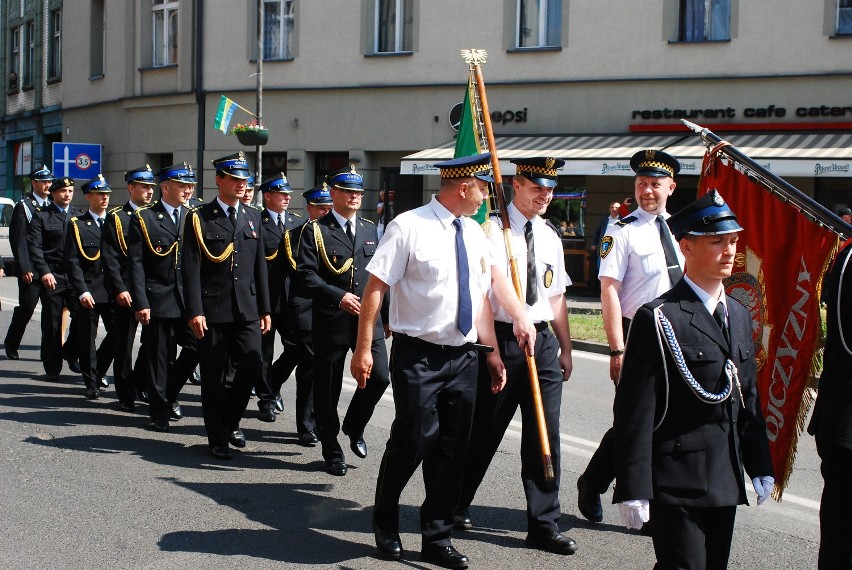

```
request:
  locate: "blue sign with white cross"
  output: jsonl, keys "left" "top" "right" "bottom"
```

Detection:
{"left": 52, "top": 142, "right": 102, "bottom": 179}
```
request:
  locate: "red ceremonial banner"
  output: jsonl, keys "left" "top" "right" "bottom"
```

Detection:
{"left": 698, "top": 154, "right": 837, "bottom": 497}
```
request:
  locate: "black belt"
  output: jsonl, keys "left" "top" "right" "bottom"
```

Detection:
{"left": 494, "top": 320, "right": 550, "bottom": 336}
{"left": 393, "top": 333, "right": 493, "bottom": 353}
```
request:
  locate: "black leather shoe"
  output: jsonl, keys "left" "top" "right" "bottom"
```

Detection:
{"left": 298, "top": 431, "right": 319, "bottom": 447}
{"left": 229, "top": 429, "right": 246, "bottom": 448}
{"left": 118, "top": 401, "right": 136, "bottom": 413}
{"left": 67, "top": 359, "right": 81, "bottom": 373}
{"left": 453, "top": 508, "right": 473, "bottom": 531}
{"left": 210, "top": 445, "right": 232, "bottom": 460}
{"left": 149, "top": 418, "right": 169, "bottom": 432}
{"left": 325, "top": 459, "right": 347, "bottom": 476}
{"left": 421, "top": 544, "right": 469, "bottom": 569}
{"left": 99, "top": 376, "right": 110, "bottom": 389}
{"left": 188, "top": 369, "right": 201, "bottom": 385}
{"left": 85, "top": 387, "right": 100, "bottom": 400}
{"left": 170, "top": 401, "right": 183, "bottom": 421}
{"left": 137, "top": 389, "right": 150, "bottom": 403}
{"left": 5, "top": 348, "right": 19, "bottom": 360}
{"left": 350, "top": 437, "right": 368, "bottom": 459}
{"left": 274, "top": 394, "right": 284, "bottom": 413}
{"left": 44, "top": 373, "right": 60, "bottom": 382}
{"left": 525, "top": 531, "right": 578, "bottom": 555}
{"left": 373, "top": 523, "right": 402, "bottom": 560}
{"left": 577, "top": 475, "right": 603, "bottom": 523}
{"left": 258, "top": 408, "right": 276, "bottom": 423}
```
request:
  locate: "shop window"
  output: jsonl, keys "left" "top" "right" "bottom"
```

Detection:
{"left": 263, "top": 0, "right": 295, "bottom": 60}
{"left": 515, "top": 0, "right": 561, "bottom": 48}
{"left": 373, "top": 0, "right": 413, "bottom": 54}
{"left": 838, "top": 0, "right": 852, "bottom": 35}
{"left": 678, "top": 0, "right": 730, "bottom": 41}
{"left": 153, "top": 0, "right": 178, "bottom": 66}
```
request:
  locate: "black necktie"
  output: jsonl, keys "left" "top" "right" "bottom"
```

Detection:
{"left": 713, "top": 302, "right": 730, "bottom": 347}
{"left": 228, "top": 206, "right": 237, "bottom": 230}
{"left": 524, "top": 221, "right": 539, "bottom": 306}
{"left": 95, "top": 216, "right": 102, "bottom": 228}
{"left": 657, "top": 215, "right": 683, "bottom": 285}
{"left": 278, "top": 213, "right": 285, "bottom": 233}
{"left": 173, "top": 208, "right": 180, "bottom": 228}
{"left": 345, "top": 220, "right": 355, "bottom": 245}
{"left": 453, "top": 218, "right": 472, "bottom": 336}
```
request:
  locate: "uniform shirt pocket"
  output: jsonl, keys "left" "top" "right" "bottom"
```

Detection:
{"left": 413, "top": 247, "right": 448, "bottom": 282}
{"left": 633, "top": 240, "right": 664, "bottom": 277}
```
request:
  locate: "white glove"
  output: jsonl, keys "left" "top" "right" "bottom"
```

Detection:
{"left": 751, "top": 476, "right": 775, "bottom": 506}
{"left": 619, "top": 499, "right": 650, "bottom": 530}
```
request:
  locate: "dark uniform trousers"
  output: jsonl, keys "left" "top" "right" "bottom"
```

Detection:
{"left": 182, "top": 200, "right": 270, "bottom": 449}
{"left": 102, "top": 205, "right": 147, "bottom": 405}
{"left": 373, "top": 335, "right": 478, "bottom": 546}
{"left": 28, "top": 206, "right": 79, "bottom": 376}
{"left": 581, "top": 315, "right": 632, "bottom": 495}
{"left": 459, "top": 321, "right": 562, "bottom": 534}
{"left": 67, "top": 213, "right": 116, "bottom": 389}
{"left": 5, "top": 194, "right": 43, "bottom": 353}
{"left": 613, "top": 281, "right": 772, "bottom": 570}
{"left": 269, "top": 295, "right": 316, "bottom": 435}
{"left": 127, "top": 201, "right": 198, "bottom": 422}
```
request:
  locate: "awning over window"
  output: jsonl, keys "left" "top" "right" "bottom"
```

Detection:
{"left": 400, "top": 132, "right": 852, "bottom": 178}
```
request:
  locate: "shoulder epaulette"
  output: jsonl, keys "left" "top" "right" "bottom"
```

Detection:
{"left": 108, "top": 205, "right": 123, "bottom": 214}
{"left": 615, "top": 215, "right": 638, "bottom": 227}
{"left": 544, "top": 219, "right": 562, "bottom": 237}
{"left": 245, "top": 203, "right": 260, "bottom": 211}
{"left": 362, "top": 218, "right": 375, "bottom": 225}
{"left": 135, "top": 203, "right": 156, "bottom": 217}
{"left": 290, "top": 212, "right": 303, "bottom": 218}
{"left": 70, "top": 216, "right": 79, "bottom": 223}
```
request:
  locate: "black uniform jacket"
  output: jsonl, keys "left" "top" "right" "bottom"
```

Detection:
{"left": 101, "top": 202, "right": 136, "bottom": 298}
{"left": 66, "top": 211, "right": 108, "bottom": 304}
{"left": 296, "top": 212, "right": 383, "bottom": 345}
{"left": 9, "top": 193, "right": 44, "bottom": 275}
{"left": 28, "top": 203, "right": 77, "bottom": 283}
{"left": 808, "top": 243, "right": 852, "bottom": 448}
{"left": 260, "top": 208, "right": 302, "bottom": 316}
{"left": 127, "top": 201, "right": 187, "bottom": 319}
{"left": 613, "top": 279, "right": 773, "bottom": 508}
{"left": 278, "top": 219, "right": 312, "bottom": 332}
{"left": 181, "top": 199, "right": 270, "bottom": 324}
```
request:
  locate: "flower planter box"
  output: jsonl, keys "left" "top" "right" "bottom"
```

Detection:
{"left": 235, "top": 129, "right": 269, "bottom": 146}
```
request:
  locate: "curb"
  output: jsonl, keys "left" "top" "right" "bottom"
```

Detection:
{"left": 572, "top": 339, "right": 609, "bottom": 355}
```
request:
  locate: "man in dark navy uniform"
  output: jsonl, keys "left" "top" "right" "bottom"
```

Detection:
{"left": 4, "top": 166, "right": 53, "bottom": 360}
{"left": 296, "top": 167, "right": 390, "bottom": 476}
{"left": 128, "top": 163, "right": 199, "bottom": 432}
{"left": 182, "top": 152, "right": 271, "bottom": 459}
{"left": 102, "top": 165, "right": 155, "bottom": 410}
{"left": 270, "top": 184, "right": 333, "bottom": 446}
{"left": 614, "top": 191, "right": 774, "bottom": 569}
{"left": 27, "top": 177, "right": 79, "bottom": 380}
{"left": 253, "top": 172, "right": 302, "bottom": 422}
{"left": 66, "top": 175, "right": 115, "bottom": 399}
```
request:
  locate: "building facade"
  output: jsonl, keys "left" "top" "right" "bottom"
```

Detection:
{"left": 7, "top": 1, "right": 852, "bottom": 283}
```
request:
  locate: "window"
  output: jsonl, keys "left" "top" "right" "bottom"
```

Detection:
{"left": 838, "top": 0, "right": 852, "bottom": 35}
{"left": 678, "top": 0, "right": 730, "bottom": 42}
{"left": 515, "top": 0, "right": 561, "bottom": 48}
{"left": 49, "top": 10, "right": 62, "bottom": 79}
{"left": 374, "top": 0, "right": 412, "bottom": 53}
{"left": 23, "top": 20, "right": 35, "bottom": 86}
{"left": 91, "top": 0, "right": 105, "bottom": 77}
{"left": 263, "top": 0, "right": 295, "bottom": 60}
{"left": 9, "top": 27, "right": 20, "bottom": 90}
{"left": 152, "top": 0, "right": 178, "bottom": 66}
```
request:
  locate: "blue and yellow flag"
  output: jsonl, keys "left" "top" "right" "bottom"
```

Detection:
{"left": 213, "top": 95, "right": 237, "bottom": 133}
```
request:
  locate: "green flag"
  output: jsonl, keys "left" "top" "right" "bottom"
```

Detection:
{"left": 454, "top": 73, "right": 489, "bottom": 223}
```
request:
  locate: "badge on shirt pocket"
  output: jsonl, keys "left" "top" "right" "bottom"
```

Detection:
{"left": 543, "top": 264, "right": 553, "bottom": 288}
{"left": 600, "top": 236, "right": 614, "bottom": 259}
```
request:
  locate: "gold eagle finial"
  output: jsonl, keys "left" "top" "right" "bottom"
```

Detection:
{"left": 460, "top": 49, "right": 488, "bottom": 66}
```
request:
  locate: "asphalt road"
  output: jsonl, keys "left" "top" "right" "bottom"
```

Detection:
{"left": 0, "top": 276, "right": 821, "bottom": 569}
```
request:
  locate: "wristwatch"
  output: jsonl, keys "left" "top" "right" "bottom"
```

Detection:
{"left": 609, "top": 348, "right": 625, "bottom": 356}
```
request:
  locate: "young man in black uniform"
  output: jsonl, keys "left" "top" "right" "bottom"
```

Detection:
{"left": 254, "top": 172, "right": 302, "bottom": 422}
{"left": 613, "top": 191, "right": 774, "bottom": 569}
{"left": 102, "top": 165, "right": 156, "bottom": 411}
{"left": 270, "top": 184, "right": 333, "bottom": 446}
{"left": 808, "top": 237, "right": 852, "bottom": 568}
{"left": 27, "top": 177, "right": 79, "bottom": 380}
{"left": 4, "top": 166, "right": 53, "bottom": 360}
{"left": 296, "top": 167, "right": 390, "bottom": 476}
{"left": 182, "top": 152, "right": 271, "bottom": 459}
{"left": 128, "top": 163, "right": 199, "bottom": 432}
{"left": 66, "top": 175, "right": 115, "bottom": 399}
